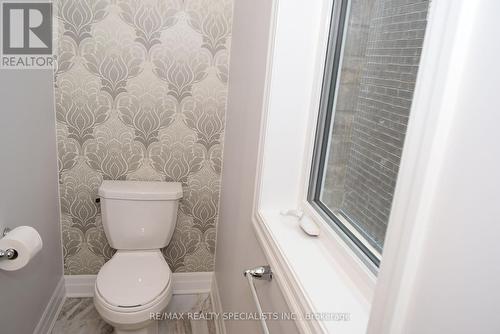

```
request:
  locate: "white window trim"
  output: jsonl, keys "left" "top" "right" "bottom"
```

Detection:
{"left": 250, "top": 0, "right": 471, "bottom": 333}
{"left": 251, "top": 0, "right": 375, "bottom": 333}
{"left": 366, "top": 1, "right": 480, "bottom": 332}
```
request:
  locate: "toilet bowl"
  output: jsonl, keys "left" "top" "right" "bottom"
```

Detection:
{"left": 94, "top": 181, "right": 183, "bottom": 334}
{"left": 94, "top": 250, "right": 172, "bottom": 334}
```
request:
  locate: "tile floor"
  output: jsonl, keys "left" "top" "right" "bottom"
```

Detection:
{"left": 51, "top": 294, "right": 216, "bottom": 334}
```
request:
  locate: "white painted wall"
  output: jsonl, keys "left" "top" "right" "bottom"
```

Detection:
{"left": 218, "top": 1, "right": 500, "bottom": 333}
{"left": 401, "top": 1, "right": 500, "bottom": 332}
{"left": 214, "top": 0, "right": 299, "bottom": 333}
{"left": 368, "top": 1, "right": 500, "bottom": 333}
{"left": 0, "top": 70, "right": 63, "bottom": 334}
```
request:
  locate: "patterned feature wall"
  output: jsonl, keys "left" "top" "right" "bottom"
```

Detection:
{"left": 55, "top": 0, "right": 232, "bottom": 274}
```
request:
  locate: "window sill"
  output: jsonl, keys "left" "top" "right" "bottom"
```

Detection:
{"left": 252, "top": 208, "right": 375, "bottom": 334}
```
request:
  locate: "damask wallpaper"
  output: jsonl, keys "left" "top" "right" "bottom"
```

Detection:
{"left": 54, "top": 0, "right": 232, "bottom": 274}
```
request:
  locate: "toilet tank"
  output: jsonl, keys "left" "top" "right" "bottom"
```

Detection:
{"left": 98, "top": 181, "right": 183, "bottom": 250}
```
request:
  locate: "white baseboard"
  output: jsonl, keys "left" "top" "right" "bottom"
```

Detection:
{"left": 210, "top": 275, "right": 226, "bottom": 334}
{"left": 64, "top": 274, "right": 96, "bottom": 298}
{"left": 172, "top": 272, "right": 213, "bottom": 295}
{"left": 33, "top": 276, "right": 66, "bottom": 334}
{"left": 65, "top": 272, "right": 214, "bottom": 297}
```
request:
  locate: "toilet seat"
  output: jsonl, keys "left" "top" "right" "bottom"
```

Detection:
{"left": 94, "top": 277, "right": 173, "bottom": 331}
{"left": 96, "top": 250, "right": 171, "bottom": 312}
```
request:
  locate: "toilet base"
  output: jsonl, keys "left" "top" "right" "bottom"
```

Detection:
{"left": 114, "top": 321, "right": 158, "bottom": 334}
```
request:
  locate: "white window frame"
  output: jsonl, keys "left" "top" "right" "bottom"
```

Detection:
{"left": 251, "top": 0, "right": 375, "bottom": 333}
{"left": 250, "top": 0, "right": 469, "bottom": 333}
{"left": 305, "top": 0, "right": 382, "bottom": 271}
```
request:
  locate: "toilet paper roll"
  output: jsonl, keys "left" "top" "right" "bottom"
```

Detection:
{"left": 0, "top": 226, "right": 42, "bottom": 271}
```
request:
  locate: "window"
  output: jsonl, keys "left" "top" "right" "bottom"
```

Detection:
{"left": 309, "top": 0, "right": 430, "bottom": 267}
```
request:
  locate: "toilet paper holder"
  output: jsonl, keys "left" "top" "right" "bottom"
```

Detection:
{"left": 0, "top": 228, "right": 18, "bottom": 260}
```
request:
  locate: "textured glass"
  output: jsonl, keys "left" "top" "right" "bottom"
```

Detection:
{"left": 318, "top": 0, "right": 429, "bottom": 253}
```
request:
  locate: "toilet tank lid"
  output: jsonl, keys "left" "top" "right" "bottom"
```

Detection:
{"left": 98, "top": 181, "right": 183, "bottom": 200}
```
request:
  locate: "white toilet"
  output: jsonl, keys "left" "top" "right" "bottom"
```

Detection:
{"left": 94, "top": 180, "right": 183, "bottom": 334}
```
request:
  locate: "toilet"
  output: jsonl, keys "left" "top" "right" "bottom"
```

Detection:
{"left": 94, "top": 180, "right": 183, "bottom": 334}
